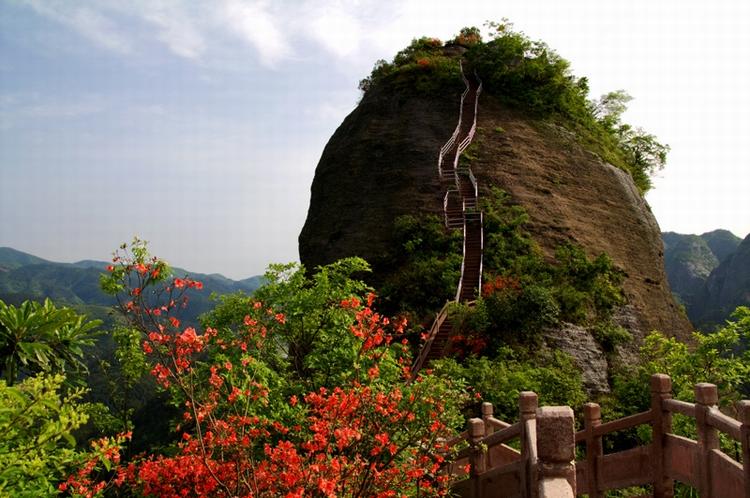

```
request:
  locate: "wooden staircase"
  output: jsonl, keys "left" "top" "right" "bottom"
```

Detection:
{"left": 412, "top": 62, "right": 483, "bottom": 377}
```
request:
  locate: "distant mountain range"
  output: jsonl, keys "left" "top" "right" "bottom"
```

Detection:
{"left": 662, "top": 230, "right": 750, "bottom": 328}
{"left": 0, "top": 247, "right": 263, "bottom": 325}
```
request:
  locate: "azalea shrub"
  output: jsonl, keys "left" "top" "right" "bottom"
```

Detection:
{"left": 70, "top": 241, "right": 469, "bottom": 497}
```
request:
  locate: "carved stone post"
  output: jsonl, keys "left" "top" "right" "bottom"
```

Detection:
{"left": 519, "top": 391, "right": 538, "bottom": 498}
{"left": 738, "top": 400, "right": 750, "bottom": 498}
{"left": 536, "top": 406, "right": 576, "bottom": 498}
{"left": 469, "top": 417, "right": 486, "bottom": 497}
{"left": 650, "top": 373, "right": 674, "bottom": 498}
{"left": 695, "top": 383, "right": 719, "bottom": 498}
{"left": 482, "top": 402, "right": 495, "bottom": 436}
{"left": 583, "top": 403, "right": 602, "bottom": 498}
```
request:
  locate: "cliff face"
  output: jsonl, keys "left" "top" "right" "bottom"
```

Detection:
{"left": 299, "top": 86, "right": 692, "bottom": 358}
{"left": 299, "top": 86, "right": 458, "bottom": 271}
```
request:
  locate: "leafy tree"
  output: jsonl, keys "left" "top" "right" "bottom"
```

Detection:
{"left": 452, "top": 26, "right": 482, "bottom": 46}
{"left": 0, "top": 374, "right": 89, "bottom": 496}
{"left": 591, "top": 90, "right": 632, "bottom": 131}
{"left": 0, "top": 299, "right": 101, "bottom": 385}
{"left": 204, "top": 258, "right": 374, "bottom": 387}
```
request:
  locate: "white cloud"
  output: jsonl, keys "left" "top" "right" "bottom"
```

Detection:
{"left": 220, "top": 0, "right": 291, "bottom": 67}
{"left": 304, "top": 3, "right": 363, "bottom": 58}
{"left": 138, "top": 2, "right": 206, "bottom": 59}
{"left": 22, "top": 0, "right": 133, "bottom": 54}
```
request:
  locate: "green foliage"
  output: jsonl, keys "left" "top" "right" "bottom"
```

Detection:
{"left": 451, "top": 26, "right": 482, "bottom": 46}
{"left": 468, "top": 22, "right": 669, "bottom": 192}
{"left": 358, "top": 21, "right": 668, "bottom": 193}
{"left": 477, "top": 189, "right": 624, "bottom": 346}
{"left": 204, "top": 258, "right": 378, "bottom": 389}
{"left": 604, "top": 307, "right": 750, "bottom": 458}
{"left": 433, "top": 346, "right": 586, "bottom": 420}
{"left": 469, "top": 20, "right": 588, "bottom": 117}
{"left": 0, "top": 374, "right": 88, "bottom": 496}
{"left": 592, "top": 321, "right": 633, "bottom": 353}
{"left": 0, "top": 298, "right": 101, "bottom": 385}
{"left": 377, "top": 215, "right": 462, "bottom": 319}
{"left": 359, "top": 36, "right": 463, "bottom": 96}
{"left": 612, "top": 307, "right": 750, "bottom": 415}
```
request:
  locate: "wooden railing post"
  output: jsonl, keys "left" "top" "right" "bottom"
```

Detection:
{"left": 482, "top": 402, "right": 494, "bottom": 436}
{"left": 536, "top": 406, "right": 576, "bottom": 498}
{"left": 583, "top": 402, "right": 602, "bottom": 498}
{"left": 520, "top": 391, "right": 538, "bottom": 498}
{"left": 469, "top": 417, "right": 486, "bottom": 497}
{"left": 738, "top": 400, "right": 750, "bottom": 498}
{"left": 695, "top": 383, "right": 719, "bottom": 498}
{"left": 650, "top": 373, "right": 674, "bottom": 498}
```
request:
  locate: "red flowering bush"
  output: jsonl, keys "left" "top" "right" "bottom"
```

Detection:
{"left": 74, "top": 243, "right": 468, "bottom": 497}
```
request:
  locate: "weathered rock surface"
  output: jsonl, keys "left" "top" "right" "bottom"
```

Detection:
{"left": 469, "top": 96, "right": 692, "bottom": 348}
{"left": 542, "top": 324, "right": 609, "bottom": 394}
{"left": 299, "top": 86, "right": 459, "bottom": 272}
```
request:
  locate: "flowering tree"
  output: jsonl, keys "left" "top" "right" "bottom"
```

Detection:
{"left": 69, "top": 241, "right": 468, "bottom": 497}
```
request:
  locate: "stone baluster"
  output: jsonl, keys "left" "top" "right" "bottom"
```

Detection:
{"left": 583, "top": 402, "right": 603, "bottom": 498}
{"left": 519, "top": 392, "right": 538, "bottom": 498}
{"left": 482, "top": 402, "right": 495, "bottom": 436}
{"left": 695, "top": 383, "right": 719, "bottom": 498}
{"left": 650, "top": 373, "right": 674, "bottom": 498}
{"left": 738, "top": 400, "right": 749, "bottom": 498}
{"left": 468, "top": 417, "right": 486, "bottom": 497}
{"left": 536, "top": 406, "right": 576, "bottom": 498}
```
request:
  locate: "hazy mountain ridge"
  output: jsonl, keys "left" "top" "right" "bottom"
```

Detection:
{"left": 661, "top": 230, "right": 747, "bottom": 328}
{"left": 0, "top": 247, "right": 264, "bottom": 325}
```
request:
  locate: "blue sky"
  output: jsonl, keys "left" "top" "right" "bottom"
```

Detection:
{"left": 1, "top": 1, "right": 749, "bottom": 279}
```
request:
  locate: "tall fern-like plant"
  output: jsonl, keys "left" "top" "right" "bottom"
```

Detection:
{"left": 0, "top": 299, "right": 100, "bottom": 385}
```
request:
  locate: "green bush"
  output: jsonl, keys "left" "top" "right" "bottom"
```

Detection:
{"left": 377, "top": 215, "right": 462, "bottom": 319}
{"left": 480, "top": 189, "right": 625, "bottom": 340}
{"left": 433, "top": 346, "right": 586, "bottom": 421}
{"left": 358, "top": 37, "right": 463, "bottom": 97}
{"left": 0, "top": 374, "right": 89, "bottom": 496}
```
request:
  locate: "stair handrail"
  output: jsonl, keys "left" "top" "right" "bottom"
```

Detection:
{"left": 452, "top": 66, "right": 482, "bottom": 303}
{"left": 467, "top": 168, "right": 478, "bottom": 199}
{"left": 478, "top": 211, "right": 484, "bottom": 294}
{"left": 455, "top": 216, "right": 468, "bottom": 302}
{"left": 452, "top": 74, "right": 482, "bottom": 170}
{"left": 443, "top": 189, "right": 459, "bottom": 227}
{"left": 438, "top": 61, "right": 471, "bottom": 179}
{"left": 410, "top": 301, "right": 453, "bottom": 378}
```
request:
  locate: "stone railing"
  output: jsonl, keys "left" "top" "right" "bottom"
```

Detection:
{"left": 447, "top": 374, "right": 750, "bottom": 497}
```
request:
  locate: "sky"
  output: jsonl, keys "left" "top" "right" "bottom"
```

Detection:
{"left": 1, "top": 0, "right": 748, "bottom": 279}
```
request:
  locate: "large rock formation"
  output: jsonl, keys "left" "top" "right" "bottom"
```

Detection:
{"left": 299, "top": 75, "right": 692, "bottom": 374}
